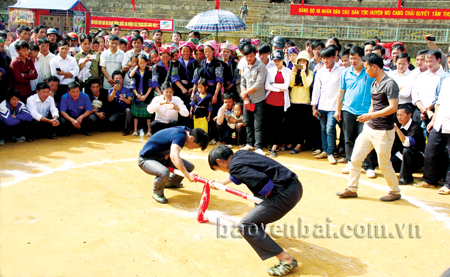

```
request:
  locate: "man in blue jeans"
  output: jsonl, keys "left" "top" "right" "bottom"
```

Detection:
{"left": 335, "top": 46, "right": 378, "bottom": 178}
{"left": 240, "top": 44, "right": 267, "bottom": 155}
{"left": 138, "top": 126, "right": 208, "bottom": 204}
{"left": 312, "top": 46, "right": 345, "bottom": 164}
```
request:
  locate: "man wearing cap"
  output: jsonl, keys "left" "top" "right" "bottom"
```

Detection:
{"left": 47, "top": 28, "right": 59, "bottom": 55}
{"left": 240, "top": 2, "right": 249, "bottom": 25}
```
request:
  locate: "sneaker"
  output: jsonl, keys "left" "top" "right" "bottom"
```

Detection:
{"left": 380, "top": 193, "right": 401, "bottom": 202}
{"left": 314, "top": 152, "right": 328, "bottom": 159}
{"left": 399, "top": 178, "right": 414, "bottom": 185}
{"left": 267, "top": 258, "right": 298, "bottom": 276}
{"left": 337, "top": 157, "right": 347, "bottom": 163}
{"left": 366, "top": 169, "right": 376, "bottom": 178}
{"left": 209, "top": 139, "right": 218, "bottom": 145}
{"left": 152, "top": 192, "right": 168, "bottom": 204}
{"left": 255, "top": 148, "right": 266, "bottom": 155}
{"left": 336, "top": 188, "right": 358, "bottom": 198}
{"left": 312, "top": 149, "right": 322, "bottom": 156}
{"left": 270, "top": 150, "right": 277, "bottom": 157}
{"left": 0, "top": 139, "right": 4, "bottom": 146}
{"left": 341, "top": 163, "right": 351, "bottom": 174}
{"left": 122, "top": 129, "right": 130, "bottom": 136}
{"left": 240, "top": 144, "right": 254, "bottom": 151}
{"left": 328, "top": 155, "right": 336, "bottom": 164}
{"left": 15, "top": 136, "right": 25, "bottom": 143}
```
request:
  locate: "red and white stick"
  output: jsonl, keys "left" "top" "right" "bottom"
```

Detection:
{"left": 167, "top": 167, "right": 263, "bottom": 223}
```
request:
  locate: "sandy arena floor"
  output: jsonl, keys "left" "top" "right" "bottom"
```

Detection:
{"left": 1, "top": 132, "right": 449, "bottom": 277}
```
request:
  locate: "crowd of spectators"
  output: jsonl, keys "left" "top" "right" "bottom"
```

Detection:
{"left": 0, "top": 23, "right": 449, "bottom": 197}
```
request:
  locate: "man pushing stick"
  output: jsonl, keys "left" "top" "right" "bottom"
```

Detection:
{"left": 208, "top": 145, "right": 302, "bottom": 276}
{"left": 139, "top": 126, "right": 208, "bottom": 204}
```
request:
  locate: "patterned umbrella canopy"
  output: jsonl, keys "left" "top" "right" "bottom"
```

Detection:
{"left": 186, "top": 9, "right": 246, "bottom": 33}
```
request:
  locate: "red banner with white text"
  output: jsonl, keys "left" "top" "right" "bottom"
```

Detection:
{"left": 91, "top": 16, "right": 173, "bottom": 31}
{"left": 290, "top": 5, "right": 450, "bottom": 20}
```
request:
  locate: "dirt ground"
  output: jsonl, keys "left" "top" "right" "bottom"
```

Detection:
{"left": 1, "top": 132, "right": 449, "bottom": 277}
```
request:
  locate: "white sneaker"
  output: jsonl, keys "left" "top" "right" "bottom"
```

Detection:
{"left": 366, "top": 169, "right": 376, "bottom": 178}
{"left": 255, "top": 148, "right": 266, "bottom": 155}
{"left": 341, "top": 163, "right": 351, "bottom": 174}
{"left": 240, "top": 144, "right": 254, "bottom": 151}
{"left": 328, "top": 155, "right": 337, "bottom": 164}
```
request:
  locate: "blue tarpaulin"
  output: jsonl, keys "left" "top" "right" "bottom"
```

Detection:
{"left": 9, "top": 0, "right": 82, "bottom": 11}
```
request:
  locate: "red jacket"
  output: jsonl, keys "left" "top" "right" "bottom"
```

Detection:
{"left": 9, "top": 56, "right": 37, "bottom": 96}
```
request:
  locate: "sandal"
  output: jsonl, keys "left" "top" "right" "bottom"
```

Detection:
{"left": 267, "top": 258, "right": 299, "bottom": 276}
{"left": 290, "top": 149, "right": 301, "bottom": 154}
{"left": 438, "top": 186, "right": 450, "bottom": 195}
{"left": 414, "top": 181, "right": 437, "bottom": 188}
{"left": 132, "top": 132, "right": 138, "bottom": 137}
{"left": 280, "top": 144, "right": 293, "bottom": 151}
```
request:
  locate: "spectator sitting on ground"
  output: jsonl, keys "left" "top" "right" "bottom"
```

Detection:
{"left": 107, "top": 70, "right": 133, "bottom": 135}
{"left": 26, "top": 82, "right": 60, "bottom": 141}
{"left": 88, "top": 79, "right": 111, "bottom": 132}
{"left": 59, "top": 81, "right": 94, "bottom": 136}
{"left": 0, "top": 89, "right": 32, "bottom": 144}
{"left": 215, "top": 92, "right": 246, "bottom": 146}
{"left": 147, "top": 82, "right": 189, "bottom": 135}
{"left": 391, "top": 104, "right": 425, "bottom": 185}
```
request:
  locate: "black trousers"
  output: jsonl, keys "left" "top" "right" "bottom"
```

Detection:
{"left": 239, "top": 178, "right": 303, "bottom": 260}
{"left": 0, "top": 119, "right": 31, "bottom": 139}
{"left": 342, "top": 111, "right": 377, "bottom": 169}
{"left": 28, "top": 117, "right": 60, "bottom": 138}
{"left": 422, "top": 128, "right": 450, "bottom": 188}
{"left": 217, "top": 121, "right": 246, "bottom": 145}
{"left": 284, "top": 103, "right": 312, "bottom": 146}
{"left": 391, "top": 147, "right": 424, "bottom": 179}
{"left": 265, "top": 104, "right": 285, "bottom": 147}
{"left": 150, "top": 120, "right": 178, "bottom": 135}
{"left": 108, "top": 109, "right": 132, "bottom": 131}
{"left": 208, "top": 100, "right": 222, "bottom": 141}
{"left": 60, "top": 115, "right": 94, "bottom": 134}
{"left": 244, "top": 101, "right": 265, "bottom": 149}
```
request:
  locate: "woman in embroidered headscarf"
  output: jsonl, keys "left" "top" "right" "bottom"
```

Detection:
{"left": 152, "top": 44, "right": 180, "bottom": 96}
{"left": 220, "top": 42, "right": 239, "bottom": 101}
{"left": 286, "top": 46, "right": 300, "bottom": 70}
{"left": 194, "top": 44, "right": 205, "bottom": 64}
{"left": 171, "top": 41, "right": 199, "bottom": 128}
{"left": 192, "top": 40, "right": 224, "bottom": 144}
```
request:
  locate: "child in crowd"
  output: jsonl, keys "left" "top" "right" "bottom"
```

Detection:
{"left": 190, "top": 78, "right": 212, "bottom": 134}
{"left": 149, "top": 50, "right": 159, "bottom": 66}
{"left": 124, "top": 54, "right": 138, "bottom": 89}
{"left": 29, "top": 42, "right": 41, "bottom": 92}
{"left": 227, "top": 102, "right": 245, "bottom": 146}
{"left": 129, "top": 54, "right": 153, "bottom": 137}
{"left": 287, "top": 46, "right": 300, "bottom": 70}
{"left": 92, "top": 38, "right": 100, "bottom": 53}
{"left": 171, "top": 48, "right": 179, "bottom": 62}
{"left": 118, "top": 39, "right": 128, "bottom": 52}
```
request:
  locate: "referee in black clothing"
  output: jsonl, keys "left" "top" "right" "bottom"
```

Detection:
{"left": 208, "top": 145, "right": 302, "bottom": 276}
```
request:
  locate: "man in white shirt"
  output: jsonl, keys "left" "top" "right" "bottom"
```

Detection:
{"left": 100, "top": 34, "right": 125, "bottom": 90}
{"left": 311, "top": 46, "right": 345, "bottom": 164}
{"left": 8, "top": 25, "right": 30, "bottom": 59}
{"left": 257, "top": 44, "right": 275, "bottom": 71}
{"left": 411, "top": 50, "right": 444, "bottom": 126}
{"left": 29, "top": 42, "right": 42, "bottom": 92}
{"left": 49, "top": 40, "right": 80, "bottom": 98}
{"left": 37, "top": 38, "right": 55, "bottom": 82}
{"left": 416, "top": 77, "right": 450, "bottom": 195}
{"left": 388, "top": 53, "right": 413, "bottom": 105}
{"left": 147, "top": 82, "right": 189, "bottom": 134}
{"left": 26, "top": 82, "right": 60, "bottom": 140}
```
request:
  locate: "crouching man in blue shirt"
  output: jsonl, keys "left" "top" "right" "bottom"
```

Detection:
{"left": 138, "top": 126, "right": 208, "bottom": 204}
{"left": 208, "top": 145, "right": 303, "bottom": 276}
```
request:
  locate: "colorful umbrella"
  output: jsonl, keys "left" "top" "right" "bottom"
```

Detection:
{"left": 186, "top": 9, "right": 246, "bottom": 35}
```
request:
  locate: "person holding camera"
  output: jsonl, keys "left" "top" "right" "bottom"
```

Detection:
{"left": 50, "top": 40, "right": 79, "bottom": 98}
{"left": 107, "top": 70, "right": 133, "bottom": 135}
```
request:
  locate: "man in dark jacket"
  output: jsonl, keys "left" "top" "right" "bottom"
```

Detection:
{"left": 391, "top": 104, "right": 426, "bottom": 184}
{"left": 208, "top": 145, "right": 302, "bottom": 276}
